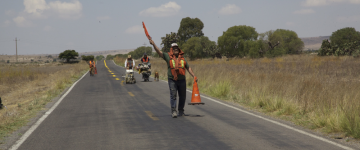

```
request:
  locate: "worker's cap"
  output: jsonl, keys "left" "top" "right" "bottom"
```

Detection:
{"left": 128, "top": 55, "right": 131, "bottom": 58}
{"left": 171, "top": 43, "right": 178, "bottom": 47}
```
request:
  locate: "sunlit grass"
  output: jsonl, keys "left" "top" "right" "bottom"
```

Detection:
{"left": 0, "top": 62, "right": 88, "bottom": 141}
{"left": 149, "top": 54, "right": 360, "bottom": 139}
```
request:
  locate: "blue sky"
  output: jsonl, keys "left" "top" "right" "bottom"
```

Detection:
{"left": 0, "top": 0, "right": 359, "bottom": 55}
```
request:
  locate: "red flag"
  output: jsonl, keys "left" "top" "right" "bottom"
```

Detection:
{"left": 142, "top": 21, "right": 152, "bottom": 40}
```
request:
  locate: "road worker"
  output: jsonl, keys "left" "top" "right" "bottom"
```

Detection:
{"left": 89, "top": 58, "right": 95, "bottom": 76}
{"left": 141, "top": 53, "right": 151, "bottom": 68}
{"left": 149, "top": 40, "right": 197, "bottom": 118}
{"left": 124, "top": 55, "right": 135, "bottom": 79}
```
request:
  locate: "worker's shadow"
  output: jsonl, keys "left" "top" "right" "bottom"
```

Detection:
{"left": 154, "top": 114, "right": 204, "bottom": 118}
{"left": 140, "top": 81, "right": 153, "bottom": 82}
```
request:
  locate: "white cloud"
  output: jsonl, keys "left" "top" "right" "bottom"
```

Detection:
{"left": 139, "top": 2, "right": 181, "bottom": 17}
{"left": 97, "top": 16, "right": 111, "bottom": 20}
{"left": 293, "top": 9, "right": 315, "bottom": 14}
{"left": 3, "top": 20, "right": 11, "bottom": 27}
{"left": 43, "top": 25, "right": 52, "bottom": 31}
{"left": 48, "top": 0, "right": 82, "bottom": 19}
{"left": 5, "top": 10, "right": 17, "bottom": 17}
{"left": 12, "top": 0, "right": 83, "bottom": 27}
{"left": 337, "top": 15, "right": 360, "bottom": 22}
{"left": 302, "top": 0, "right": 360, "bottom": 6}
{"left": 125, "top": 25, "right": 143, "bottom": 34}
{"left": 218, "top": 4, "right": 241, "bottom": 15}
{"left": 13, "top": 16, "right": 33, "bottom": 27}
{"left": 23, "top": 0, "right": 49, "bottom": 18}
{"left": 286, "top": 22, "right": 295, "bottom": 26}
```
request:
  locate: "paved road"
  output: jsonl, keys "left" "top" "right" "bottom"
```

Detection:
{"left": 14, "top": 60, "right": 353, "bottom": 150}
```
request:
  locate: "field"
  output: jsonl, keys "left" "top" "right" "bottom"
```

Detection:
{"left": 118, "top": 54, "right": 360, "bottom": 140}
{"left": 0, "top": 61, "right": 88, "bottom": 141}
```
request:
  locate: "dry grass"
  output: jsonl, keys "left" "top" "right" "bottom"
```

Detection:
{"left": 0, "top": 62, "right": 88, "bottom": 141}
{"left": 148, "top": 55, "right": 360, "bottom": 139}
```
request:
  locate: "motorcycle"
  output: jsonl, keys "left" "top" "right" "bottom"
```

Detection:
{"left": 138, "top": 62, "right": 151, "bottom": 82}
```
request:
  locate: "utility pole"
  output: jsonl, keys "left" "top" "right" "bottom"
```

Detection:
{"left": 14, "top": 37, "right": 19, "bottom": 62}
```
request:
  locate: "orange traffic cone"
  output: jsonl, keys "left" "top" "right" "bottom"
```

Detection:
{"left": 188, "top": 77, "right": 204, "bottom": 105}
{"left": 94, "top": 67, "right": 97, "bottom": 74}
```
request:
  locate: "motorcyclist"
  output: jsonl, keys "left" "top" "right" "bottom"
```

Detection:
{"left": 141, "top": 53, "right": 151, "bottom": 69}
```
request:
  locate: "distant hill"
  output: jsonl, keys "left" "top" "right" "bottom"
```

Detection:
{"left": 300, "top": 36, "right": 330, "bottom": 50}
{"left": 79, "top": 49, "right": 135, "bottom": 57}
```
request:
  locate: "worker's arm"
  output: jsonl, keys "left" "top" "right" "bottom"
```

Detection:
{"left": 132, "top": 61, "right": 135, "bottom": 68}
{"left": 186, "top": 67, "right": 198, "bottom": 82}
{"left": 149, "top": 39, "right": 163, "bottom": 58}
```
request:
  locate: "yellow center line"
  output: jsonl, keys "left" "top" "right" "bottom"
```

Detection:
{"left": 112, "top": 75, "right": 116, "bottom": 77}
{"left": 145, "top": 111, "right": 159, "bottom": 121}
{"left": 128, "top": 92, "right": 134, "bottom": 97}
{"left": 121, "top": 81, "right": 124, "bottom": 86}
{"left": 111, "top": 73, "right": 114, "bottom": 74}
{"left": 115, "top": 78, "right": 119, "bottom": 80}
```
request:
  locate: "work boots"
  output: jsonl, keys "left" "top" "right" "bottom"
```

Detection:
{"left": 171, "top": 108, "right": 177, "bottom": 118}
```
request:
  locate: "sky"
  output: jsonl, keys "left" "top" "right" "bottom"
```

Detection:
{"left": 0, "top": 0, "right": 359, "bottom": 55}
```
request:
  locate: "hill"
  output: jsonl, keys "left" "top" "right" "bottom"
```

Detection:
{"left": 300, "top": 36, "right": 330, "bottom": 50}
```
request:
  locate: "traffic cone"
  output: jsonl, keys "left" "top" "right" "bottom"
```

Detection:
{"left": 94, "top": 67, "right": 97, "bottom": 74}
{"left": 188, "top": 77, "right": 204, "bottom": 105}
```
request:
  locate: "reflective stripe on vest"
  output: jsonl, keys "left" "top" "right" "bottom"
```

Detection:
{"left": 171, "top": 59, "right": 184, "bottom": 68}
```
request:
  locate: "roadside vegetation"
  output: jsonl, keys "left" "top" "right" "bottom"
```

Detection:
{"left": 0, "top": 61, "right": 88, "bottom": 142}
{"left": 148, "top": 55, "right": 360, "bottom": 139}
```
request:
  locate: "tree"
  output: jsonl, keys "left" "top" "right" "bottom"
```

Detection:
{"left": 330, "top": 27, "right": 360, "bottom": 49}
{"left": 178, "top": 17, "right": 204, "bottom": 46}
{"left": 269, "top": 29, "right": 304, "bottom": 54}
{"left": 218, "top": 25, "right": 258, "bottom": 58}
{"left": 58, "top": 50, "right": 79, "bottom": 62}
{"left": 95, "top": 55, "right": 105, "bottom": 60}
{"left": 181, "top": 36, "right": 216, "bottom": 60}
{"left": 106, "top": 55, "right": 115, "bottom": 60}
{"left": 161, "top": 32, "right": 179, "bottom": 53}
{"left": 128, "top": 46, "right": 152, "bottom": 59}
{"left": 81, "top": 55, "right": 94, "bottom": 61}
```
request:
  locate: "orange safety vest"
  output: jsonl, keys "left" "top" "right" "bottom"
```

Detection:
{"left": 89, "top": 60, "right": 95, "bottom": 68}
{"left": 142, "top": 57, "right": 149, "bottom": 63}
{"left": 168, "top": 47, "right": 186, "bottom": 80}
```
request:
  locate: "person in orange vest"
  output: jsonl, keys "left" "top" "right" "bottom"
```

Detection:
{"left": 89, "top": 58, "right": 96, "bottom": 76}
{"left": 141, "top": 53, "right": 150, "bottom": 68}
{"left": 149, "top": 40, "right": 197, "bottom": 118}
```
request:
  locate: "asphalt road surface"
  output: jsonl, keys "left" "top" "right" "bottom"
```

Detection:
{"left": 12, "top": 60, "right": 354, "bottom": 150}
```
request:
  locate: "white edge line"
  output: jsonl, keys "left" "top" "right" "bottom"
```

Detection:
{"left": 111, "top": 60, "right": 353, "bottom": 150}
{"left": 9, "top": 72, "right": 89, "bottom": 150}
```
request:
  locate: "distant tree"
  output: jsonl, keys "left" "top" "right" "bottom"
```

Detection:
{"left": 218, "top": 25, "right": 258, "bottom": 58}
{"left": 330, "top": 27, "right": 360, "bottom": 49}
{"left": 127, "top": 46, "right": 152, "bottom": 59}
{"left": 106, "top": 55, "right": 115, "bottom": 60}
{"left": 181, "top": 36, "right": 216, "bottom": 60}
{"left": 161, "top": 32, "right": 179, "bottom": 53}
{"left": 269, "top": 29, "right": 304, "bottom": 54}
{"left": 59, "top": 50, "right": 79, "bottom": 62}
{"left": 178, "top": 17, "right": 204, "bottom": 46}
{"left": 95, "top": 55, "right": 105, "bottom": 60}
{"left": 81, "top": 55, "right": 94, "bottom": 61}
{"left": 6, "top": 60, "right": 9, "bottom": 63}
{"left": 53, "top": 58, "right": 57, "bottom": 62}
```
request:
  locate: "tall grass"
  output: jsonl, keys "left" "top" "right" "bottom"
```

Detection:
{"left": 150, "top": 55, "right": 360, "bottom": 139}
{"left": 0, "top": 62, "right": 88, "bottom": 141}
